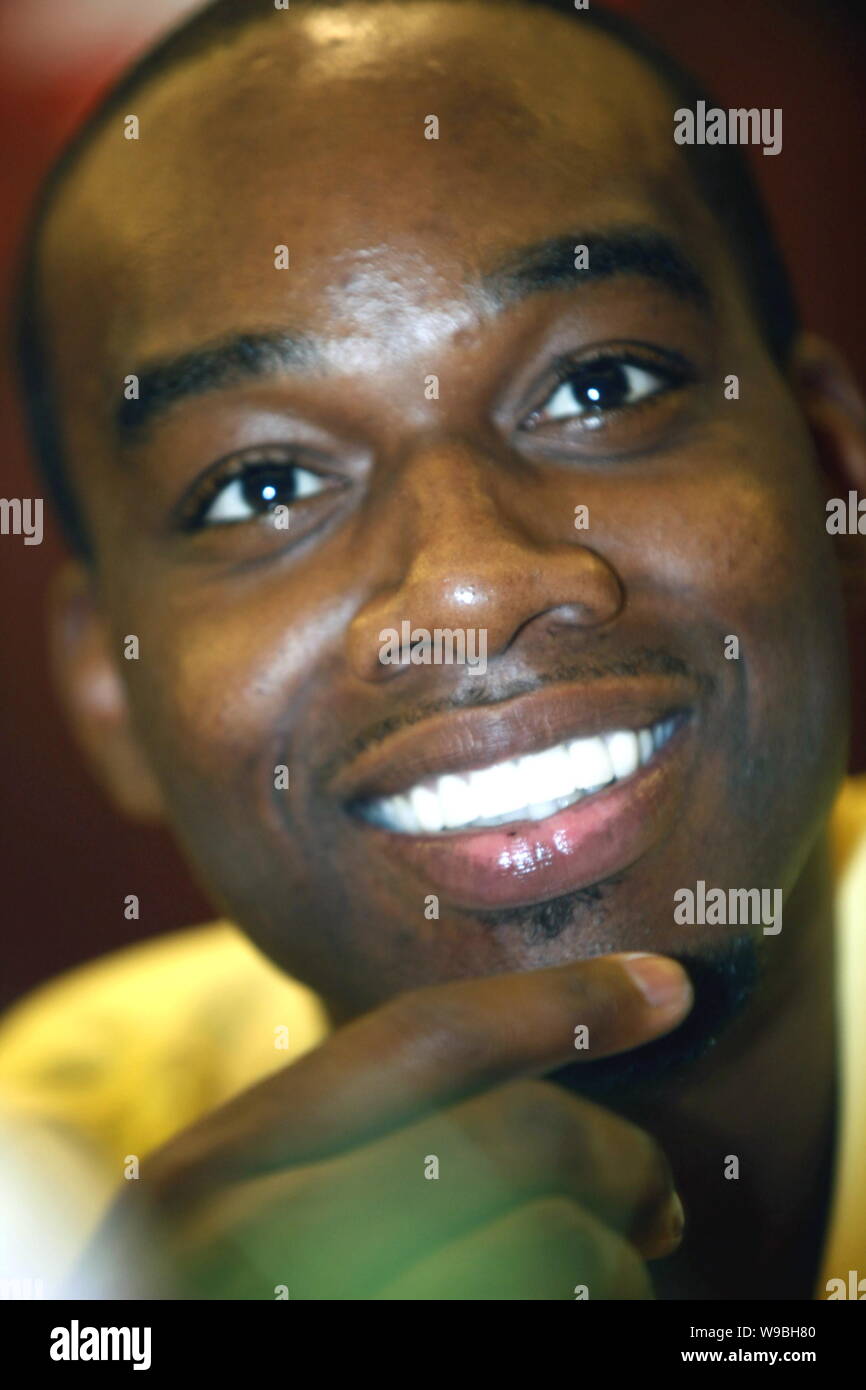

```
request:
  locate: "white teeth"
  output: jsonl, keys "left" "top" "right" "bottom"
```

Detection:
{"left": 517, "top": 746, "right": 577, "bottom": 805}
{"left": 568, "top": 735, "right": 613, "bottom": 791}
{"left": 605, "top": 729, "right": 640, "bottom": 780}
{"left": 362, "top": 714, "right": 680, "bottom": 835}
{"left": 638, "top": 729, "right": 654, "bottom": 765}
{"left": 436, "top": 773, "right": 470, "bottom": 829}
{"left": 409, "top": 784, "right": 445, "bottom": 834}
{"left": 468, "top": 761, "right": 522, "bottom": 820}
{"left": 654, "top": 716, "right": 676, "bottom": 750}
{"left": 385, "top": 794, "right": 416, "bottom": 833}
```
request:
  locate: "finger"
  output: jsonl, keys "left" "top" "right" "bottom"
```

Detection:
{"left": 371, "top": 1195, "right": 654, "bottom": 1300}
{"left": 427, "top": 1078, "right": 681, "bottom": 1258}
{"left": 307, "top": 1076, "right": 680, "bottom": 1268}
{"left": 146, "top": 953, "right": 692, "bottom": 1197}
{"left": 175, "top": 1076, "right": 680, "bottom": 1297}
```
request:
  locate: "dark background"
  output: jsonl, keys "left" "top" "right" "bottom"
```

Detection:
{"left": 2, "top": 0, "right": 865, "bottom": 1012}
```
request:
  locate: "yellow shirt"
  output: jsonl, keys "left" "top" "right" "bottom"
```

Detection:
{"left": 1, "top": 781, "right": 865, "bottom": 1299}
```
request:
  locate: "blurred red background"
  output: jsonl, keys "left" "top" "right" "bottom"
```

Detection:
{"left": 2, "top": 0, "right": 865, "bottom": 1011}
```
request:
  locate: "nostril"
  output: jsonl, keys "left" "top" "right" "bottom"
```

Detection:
{"left": 545, "top": 600, "right": 621, "bottom": 631}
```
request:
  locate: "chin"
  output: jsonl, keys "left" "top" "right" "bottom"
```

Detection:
{"left": 546, "top": 932, "right": 761, "bottom": 1103}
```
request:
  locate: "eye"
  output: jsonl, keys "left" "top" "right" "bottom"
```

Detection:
{"left": 529, "top": 356, "right": 677, "bottom": 429}
{"left": 196, "top": 458, "right": 328, "bottom": 527}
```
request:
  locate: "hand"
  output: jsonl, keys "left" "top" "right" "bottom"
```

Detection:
{"left": 77, "top": 952, "right": 692, "bottom": 1300}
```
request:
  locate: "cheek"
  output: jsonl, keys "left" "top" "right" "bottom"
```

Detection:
{"left": 628, "top": 420, "right": 848, "bottom": 761}
{"left": 696, "top": 432, "right": 842, "bottom": 655}
{"left": 110, "top": 573, "right": 353, "bottom": 805}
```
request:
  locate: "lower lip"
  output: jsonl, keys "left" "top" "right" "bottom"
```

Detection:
{"left": 352, "top": 718, "right": 695, "bottom": 909}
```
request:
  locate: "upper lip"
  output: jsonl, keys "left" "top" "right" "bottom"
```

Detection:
{"left": 331, "top": 674, "right": 699, "bottom": 806}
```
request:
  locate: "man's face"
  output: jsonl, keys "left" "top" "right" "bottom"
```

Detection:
{"left": 41, "top": 3, "right": 848, "bottom": 1018}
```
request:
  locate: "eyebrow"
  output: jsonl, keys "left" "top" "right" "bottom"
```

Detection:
{"left": 117, "top": 331, "right": 322, "bottom": 443}
{"left": 480, "top": 225, "right": 711, "bottom": 312}
{"left": 116, "top": 225, "right": 711, "bottom": 442}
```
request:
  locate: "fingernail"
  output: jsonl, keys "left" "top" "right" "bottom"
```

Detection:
{"left": 667, "top": 1191, "right": 685, "bottom": 1243}
{"left": 620, "top": 953, "right": 692, "bottom": 1010}
{"left": 649, "top": 1190, "right": 686, "bottom": 1259}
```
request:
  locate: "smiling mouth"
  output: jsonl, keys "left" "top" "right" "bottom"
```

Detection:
{"left": 332, "top": 670, "right": 700, "bottom": 910}
{"left": 354, "top": 712, "right": 684, "bottom": 835}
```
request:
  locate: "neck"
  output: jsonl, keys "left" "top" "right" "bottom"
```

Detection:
{"left": 629, "top": 835, "right": 838, "bottom": 1300}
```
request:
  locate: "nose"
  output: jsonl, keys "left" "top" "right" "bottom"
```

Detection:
{"left": 347, "top": 437, "right": 624, "bottom": 683}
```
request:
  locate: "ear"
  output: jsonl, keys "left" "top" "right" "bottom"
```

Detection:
{"left": 789, "top": 331, "right": 866, "bottom": 606}
{"left": 48, "top": 561, "right": 165, "bottom": 822}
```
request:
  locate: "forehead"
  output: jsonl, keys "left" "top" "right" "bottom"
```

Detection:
{"left": 41, "top": 3, "right": 713, "bottom": 389}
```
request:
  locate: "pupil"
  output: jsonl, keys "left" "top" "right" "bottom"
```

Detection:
{"left": 241, "top": 467, "right": 295, "bottom": 510}
{"left": 572, "top": 361, "right": 628, "bottom": 411}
